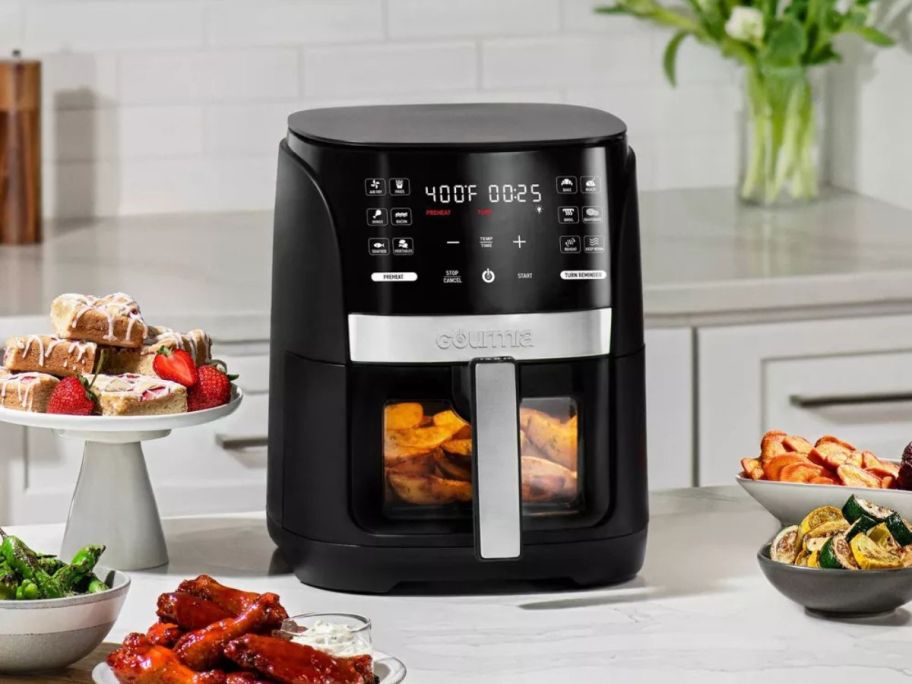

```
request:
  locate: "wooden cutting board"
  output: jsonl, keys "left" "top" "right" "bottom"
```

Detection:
{"left": 3, "top": 643, "right": 117, "bottom": 683}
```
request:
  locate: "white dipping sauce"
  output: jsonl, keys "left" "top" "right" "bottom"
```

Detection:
{"left": 290, "top": 619, "right": 372, "bottom": 658}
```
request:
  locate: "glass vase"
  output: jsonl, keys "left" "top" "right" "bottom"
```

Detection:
{"left": 739, "top": 65, "right": 822, "bottom": 206}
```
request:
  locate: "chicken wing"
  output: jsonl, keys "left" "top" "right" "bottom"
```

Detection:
{"left": 223, "top": 634, "right": 369, "bottom": 684}
{"left": 146, "top": 622, "right": 184, "bottom": 648}
{"left": 158, "top": 592, "right": 234, "bottom": 630}
{"left": 107, "top": 636, "right": 226, "bottom": 684}
{"left": 176, "top": 576, "right": 288, "bottom": 629}
{"left": 173, "top": 593, "right": 282, "bottom": 671}
{"left": 224, "top": 674, "right": 274, "bottom": 684}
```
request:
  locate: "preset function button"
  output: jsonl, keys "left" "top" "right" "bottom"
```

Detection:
{"left": 368, "top": 237, "right": 390, "bottom": 255}
{"left": 560, "top": 270, "right": 607, "bottom": 280}
{"left": 559, "top": 235, "right": 581, "bottom": 254}
{"left": 393, "top": 237, "right": 414, "bottom": 255}
{"left": 582, "top": 206, "right": 603, "bottom": 223}
{"left": 390, "top": 178, "right": 411, "bottom": 195}
{"left": 365, "top": 178, "right": 386, "bottom": 196}
{"left": 584, "top": 235, "right": 605, "bottom": 253}
{"left": 581, "top": 176, "right": 600, "bottom": 193}
{"left": 391, "top": 207, "right": 412, "bottom": 226}
{"left": 556, "top": 176, "right": 577, "bottom": 194}
{"left": 367, "top": 208, "right": 388, "bottom": 226}
{"left": 558, "top": 206, "right": 579, "bottom": 224}
{"left": 372, "top": 271, "right": 417, "bottom": 282}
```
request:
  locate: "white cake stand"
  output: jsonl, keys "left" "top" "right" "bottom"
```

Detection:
{"left": 0, "top": 390, "right": 243, "bottom": 570}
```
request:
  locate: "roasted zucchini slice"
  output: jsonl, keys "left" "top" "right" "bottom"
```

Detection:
{"left": 845, "top": 515, "right": 878, "bottom": 541}
{"left": 770, "top": 525, "right": 800, "bottom": 564}
{"left": 820, "top": 533, "right": 859, "bottom": 570}
{"left": 885, "top": 514, "right": 912, "bottom": 547}
{"left": 842, "top": 496, "right": 893, "bottom": 523}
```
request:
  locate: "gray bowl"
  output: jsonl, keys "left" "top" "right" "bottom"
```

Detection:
{"left": 0, "top": 567, "right": 130, "bottom": 673}
{"left": 758, "top": 544, "right": 912, "bottom": 616}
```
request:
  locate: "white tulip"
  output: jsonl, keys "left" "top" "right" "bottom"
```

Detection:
{"left": 725, "top": 6, "right": 765, "bottom": 45}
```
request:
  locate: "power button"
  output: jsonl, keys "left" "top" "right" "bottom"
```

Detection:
{"left": 481, "top": 268, "right": 496, "bottom": 284}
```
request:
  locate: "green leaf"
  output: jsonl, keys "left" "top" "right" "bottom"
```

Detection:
{"left": 594, "top": 5, "right": 631, "bottom": 13}
{"left": 847, "top": 24, "right": 896, "bottom": 46}
{"left": 663, "top": 31, "right": 689, "bottom": 86}
{"left": 807, "top": 43, "right": 842, "bottom": 65}
{"left": 764, "top": 16, "right": 808, "bottom": 66}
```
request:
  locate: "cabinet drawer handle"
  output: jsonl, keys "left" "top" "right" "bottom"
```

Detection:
{"left": 216, "top": 435, "right": 268, "bottom": 450}
{"left": 790, "top": 392, "right": 912, "bottom": 409}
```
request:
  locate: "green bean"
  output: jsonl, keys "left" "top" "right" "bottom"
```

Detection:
{"left": 15, "top": 579, "right": 39, "bottom": 600}
{"left": 84, "top": 575, "right": 108, "bottom": 593}
{"left": 53, "top": 545, "right": 105, "bottom": 593}
{"left": 0, "top": 573, "right": 17, "bottom": 601}
{"left": 0, "top": 536, "right": 63, "bottom": 599}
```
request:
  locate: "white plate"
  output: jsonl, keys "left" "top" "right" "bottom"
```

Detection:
{"left": 0, "top": 388, "right": 242, "bottom": 433}
{"left": 92, "top": 650, "right": 406, "bottom": 684}
{"left": 737, "top": 474, "right": 912, "bottom": 524}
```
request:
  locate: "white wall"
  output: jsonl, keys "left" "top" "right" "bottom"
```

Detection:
{"left": 829, "top": 8, "right": 912, "bottom": 212}
{"left": 1, "top": 0, "right": 742, "bottom": 218}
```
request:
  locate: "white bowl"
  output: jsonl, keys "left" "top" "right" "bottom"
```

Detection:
{"left": 737, "top": 475, "right": 912, "bottom": 524}
{"left": 0, "top": 567, "right": 130, "bottom": 673}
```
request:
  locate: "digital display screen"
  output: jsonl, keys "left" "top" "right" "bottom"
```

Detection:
{"left": 424, "top": 184, "right": 543, "bottom": 204}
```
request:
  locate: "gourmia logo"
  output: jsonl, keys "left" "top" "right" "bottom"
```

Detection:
{"left": 435, "top": 329, "right": 534, "bottom": 350}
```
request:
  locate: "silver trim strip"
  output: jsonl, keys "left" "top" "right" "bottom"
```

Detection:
{"left": 348, "top": 308, "right": 612, "bottom": 363}
{"left": 472, "top": 360, "right": 522, "bottom": 560}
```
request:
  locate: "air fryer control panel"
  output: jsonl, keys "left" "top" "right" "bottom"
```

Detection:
{"left": 299, "top": 143, "right": 615, "bottom": 315}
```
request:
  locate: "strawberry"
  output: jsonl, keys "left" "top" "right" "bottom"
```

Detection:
{"left": 47, "top": 376, "right": 97, "bottom": 415}
{"left": 153, "top": 347, "right": 198, "bottom": 387}
{"left": 187, "top": 363, "right": 234, "bottom": 412}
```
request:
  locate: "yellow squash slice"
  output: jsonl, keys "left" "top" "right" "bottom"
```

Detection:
{"left": 798, "top": 506, "right": 844, "bottom": 540}
{"left": 849, "top": 534, "right": 903, "bottom": 570}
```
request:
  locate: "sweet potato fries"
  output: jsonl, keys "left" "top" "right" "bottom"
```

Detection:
{"left": 107, "top": 575, "right": 373, "bottom": 684}
{"left": 740, "top": 431, "right": 900, "bottom": 489}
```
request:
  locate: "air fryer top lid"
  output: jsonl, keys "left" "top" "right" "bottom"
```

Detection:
{"left": 287, "top": 103, "right": 626, "bottom": 149}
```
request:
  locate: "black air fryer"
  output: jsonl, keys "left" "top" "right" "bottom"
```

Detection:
{"left": 268, "top": 103, "right": 647, "bottom": 593}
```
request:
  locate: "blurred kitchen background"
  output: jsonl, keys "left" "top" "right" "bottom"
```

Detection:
{"left": 1, "top": 0, "right": 912, "bottom": 524}
{"left": 0, "top": 0, "right": 904, "bottom": 217}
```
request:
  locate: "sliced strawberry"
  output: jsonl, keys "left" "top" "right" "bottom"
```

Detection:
{"left": 141, "top": 385, "right": 168, "bottom": 401}
{"left": 153, "top": 347, "right": 198, "bottom": 387}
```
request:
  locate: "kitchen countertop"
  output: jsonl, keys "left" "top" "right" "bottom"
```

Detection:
{"left": 0, "top": 211, "right": 272, "bottom": 342}
{"left": 11, "top": 485, "right": 912, "bottom": 684}
{"left": 3, "top": 188, "right": 912, "bottom": 332}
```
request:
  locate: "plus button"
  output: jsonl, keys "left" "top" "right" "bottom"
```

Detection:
{"left": 512, "top": 235, "right": 527, "bottom": 248}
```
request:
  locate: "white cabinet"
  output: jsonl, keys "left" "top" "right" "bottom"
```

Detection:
{"left": 644, "top": 328, "right": 693, "bottom": 490}
{"left": 2, "top": 344, "right": 269, "bottom": 525}
{"left": 698, "top": 314, "right": 912, "bottom": 486}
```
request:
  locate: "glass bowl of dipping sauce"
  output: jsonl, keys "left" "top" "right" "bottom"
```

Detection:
{"left": 278, "top": 613, "right": 373, "bottom": 672}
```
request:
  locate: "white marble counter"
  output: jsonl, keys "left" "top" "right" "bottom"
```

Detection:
{"left": 10, "top": 486, "right": 912, "bottom": 684}
{"left": 3, "top": 188, "right": 912, "bottom": 332}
